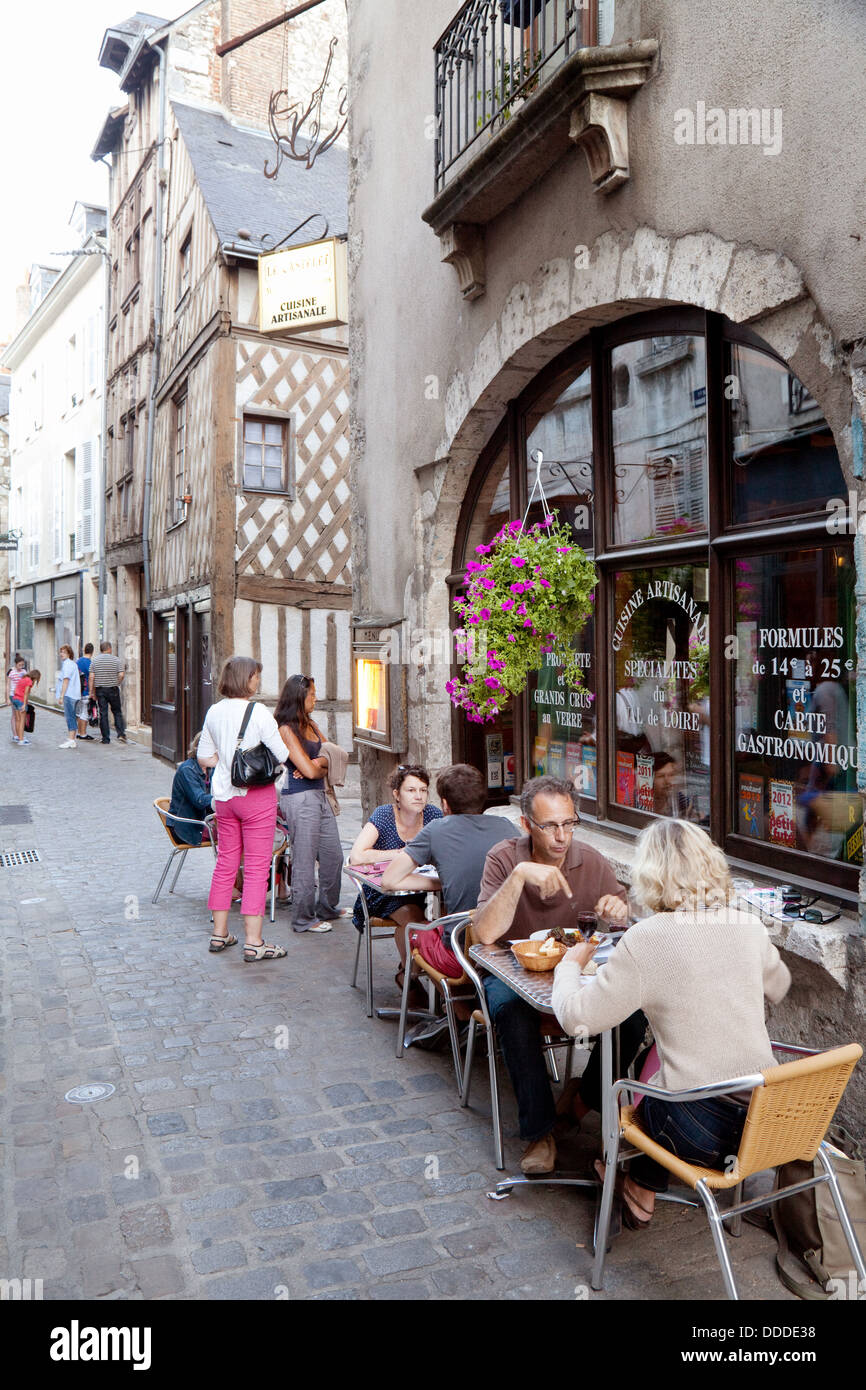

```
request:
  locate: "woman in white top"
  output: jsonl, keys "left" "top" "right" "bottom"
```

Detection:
{"left": 552, "top": 819, "right": 791, "bottom": 1228}
{"left": 56, "top": 644, "right": 82, "bottom": 750}
{"left": 197, "top": 656, "right": 288, "bottom": 962}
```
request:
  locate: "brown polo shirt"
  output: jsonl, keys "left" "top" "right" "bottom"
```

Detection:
{"left": 477, "top": 834, "right": 627, "bottom": 946}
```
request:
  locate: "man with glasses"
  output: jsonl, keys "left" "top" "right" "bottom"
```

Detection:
{"left": 473, "top": 775, "right": 629, "bottom": 1175}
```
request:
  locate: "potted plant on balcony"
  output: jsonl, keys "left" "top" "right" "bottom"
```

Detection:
{"left": 447, "top": 499, "right": 597, "bottom": 724}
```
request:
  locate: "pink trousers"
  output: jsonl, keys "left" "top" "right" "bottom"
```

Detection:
{"left": 208, "top": 784, "right": 277, "bottom": 917}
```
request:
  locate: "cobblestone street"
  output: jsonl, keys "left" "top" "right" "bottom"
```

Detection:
{"left": 0, "top": 709, "right": 793, "bottom": 1302}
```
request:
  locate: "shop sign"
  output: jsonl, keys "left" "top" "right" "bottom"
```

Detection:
{"left": 259, "top": 237, "right": 348, "bottom": 333}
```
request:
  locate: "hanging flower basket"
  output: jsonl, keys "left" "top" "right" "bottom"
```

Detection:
{"left": 447, "top": 510, "right": 597, "bottom": 723}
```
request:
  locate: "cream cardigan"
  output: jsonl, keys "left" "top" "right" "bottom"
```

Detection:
{"left": 551, "top": 908, "right": 791, "bottom": 1091}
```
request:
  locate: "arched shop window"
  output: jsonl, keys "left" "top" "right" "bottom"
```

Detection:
{"left": 451, "top": 308, "right": 857, "bottom": 892}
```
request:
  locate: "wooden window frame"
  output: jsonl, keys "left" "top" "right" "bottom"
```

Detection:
{"left": 451, "top": 307, "right": 858, "bottom": 897}
{"left": 239, "top": 410, "right": 293, "bottom": 496}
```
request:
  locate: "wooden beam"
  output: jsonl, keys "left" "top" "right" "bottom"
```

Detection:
{"left": 215, "top": 0, "right": 328, "bottom": 58}
{"left": 237, "top": 575, "right": 353, "bottom": 610}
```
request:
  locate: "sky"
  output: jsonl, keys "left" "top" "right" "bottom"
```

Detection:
{"left": 0, "top": 0, "right": 193, "bottom": 345}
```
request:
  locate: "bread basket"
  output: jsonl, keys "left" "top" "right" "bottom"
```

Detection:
{"left": 511, "top": 938, "right": 567, "bottom": 972}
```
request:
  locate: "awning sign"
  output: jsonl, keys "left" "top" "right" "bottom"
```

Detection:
{"left": 259, "top": 236, "right": 348, "bottom": 333}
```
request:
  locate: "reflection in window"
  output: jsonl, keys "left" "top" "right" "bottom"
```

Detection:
{"left": 729, "top": 346, "right": 845, "bottom": 524}
{"left": 525, "top": 366, "right": 595, "bottom": 795}
{"left": 733, "top": 548, "right": 859, "bottom": 863}
{"left": 611, "top": 337, "right": 707, "bottom": 544}
{"left": 612, "top": 565, "right": 710, "bottom": 822}
{"left": 163, "top": 618, "right": 176, "bottom": 704}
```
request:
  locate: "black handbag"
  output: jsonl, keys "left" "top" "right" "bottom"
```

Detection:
{"left": 24, "top": 704, "right": 35, "bottom": 733}
{"left": 229, "top": 701, "right": 283, "bottom": 789}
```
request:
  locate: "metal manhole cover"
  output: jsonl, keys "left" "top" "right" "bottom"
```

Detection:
{"left": 0, "top": 805, "right": 32, "bottom": 825}
{"left": 1, "top": 849, "right": 41, "bottom": 867}
{"left": 64, "top": 1083, "right": 116, "bottom": 1104}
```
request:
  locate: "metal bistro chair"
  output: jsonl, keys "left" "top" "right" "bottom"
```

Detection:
{"left": 344, "top": 866, "right": 404, "bottom": 1019}
{"left": 591, "top": 1041, "right": 865, "bottom": 1300}
{"left": 152, "top": 797, "right": 216, "bottom": 904}
{"left": 451, "top": 920, "right": 579, "bottom": 1171}
{"left": 395, "top": 912, "right": 476, "bottom": 1092}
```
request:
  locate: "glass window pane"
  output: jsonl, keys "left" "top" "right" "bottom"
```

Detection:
{"left": 611, "top": 337, "right": 707, "bottom": 544}
{"left": 525, "top": 365, "right": 593, "bottom": 551}
{"left": 729, "top": 345, "right": 845, "bottom": 524}
{"left": 528, "top": 615, "right": 596, "bottom": 799}
{"left": 242, "top": 461, "right": 262, "bottom": 490}
{"left": 244, "top": 419, "right": 262, "bottom": 442}
{"left": 264, "top": 422, "right": 283, "bottom": 444}
{"left": 613, "top": 564, "right": 710, "bottom": 821}
{"left": 265, "top": 445, "right": 283, "bottom": 469}
{"left": 263, "top": 466, "right": 283, "bottom": 491}
{"left": 733, "top": 547, "right": 859, "bottom": 863}
{"left": 164, "top": 618, "right": 176, "bottom": 704}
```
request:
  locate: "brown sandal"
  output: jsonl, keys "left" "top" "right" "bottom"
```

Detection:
{"left": 243, "top": 941, "right": 287, "bottom": 962}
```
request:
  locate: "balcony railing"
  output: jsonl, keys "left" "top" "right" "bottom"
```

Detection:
{"left": 433, "top": 0, "right": 599, "bottom": 194}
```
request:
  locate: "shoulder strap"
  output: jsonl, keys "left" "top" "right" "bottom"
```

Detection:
{"left": 236, "top": 700, "right": 256, "bottom": 747}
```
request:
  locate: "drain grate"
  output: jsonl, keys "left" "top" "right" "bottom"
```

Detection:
{"left": 64, "top": 1083, "right": 116, "bottom": 1104}
{"left": 1, "top": 848, "right": 41, "bottom": 868}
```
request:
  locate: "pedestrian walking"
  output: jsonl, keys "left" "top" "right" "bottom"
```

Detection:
{"left": 197, "top": 656, "right": 288, "bottom": 962}
{"left": 90, "top": 641, "right": 127, "bottom": 744}
{"left": 11, "top": 667, "right": 40, "bottom": 745}
{"left": 7, "top": 653, "right": 26, "bottom": 742}
{"left": 56, "top": 645, "right": 81, "bottom": 750}
{"left": 275, "top": 673, "right": 347, "bottom": 934}
{"left": 76, "top": 642, "right": 95, "bottom": 741}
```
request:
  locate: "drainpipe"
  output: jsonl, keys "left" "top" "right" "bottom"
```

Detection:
{"left": 97, "top": 232, "right": 110, "bottom": 640}
{"left": 142, "top": 38, "right": 168, "bottom": 652}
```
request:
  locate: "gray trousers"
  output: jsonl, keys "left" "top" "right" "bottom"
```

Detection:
{"left": 280, "top": 787, "right": 344, "bottom": 931}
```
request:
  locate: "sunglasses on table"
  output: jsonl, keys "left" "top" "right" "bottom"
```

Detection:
{"left": 780, "top": 894, "right": 840, "bottom": 924}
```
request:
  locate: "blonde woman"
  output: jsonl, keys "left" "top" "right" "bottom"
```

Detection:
{"left": 551, "top": 819, "right": 791, "bottom": 1228}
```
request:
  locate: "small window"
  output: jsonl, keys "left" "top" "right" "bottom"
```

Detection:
{"left": 161, "top": 616, "right": 176, "bottom": 704}
{"left": 242, "top": 415, "right": 290, "bottom": 493}
{"left": 170, "top": 390, "right": 188, "bottom": 524}
{"left": 179, "top": 233, "right": 191, "bottom": 303}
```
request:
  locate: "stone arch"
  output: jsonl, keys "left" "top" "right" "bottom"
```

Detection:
{"left": 409, "top": 225, "right": 859, "bottom": 769}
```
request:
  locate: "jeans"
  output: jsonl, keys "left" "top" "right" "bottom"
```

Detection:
{"left": 95, "top": 685, "right": 125, "bottom": 740}
{"left": 630, "top": 1093, "right": 749, "bottom": 1193}
{"left": 63, "top": 695, "right": 78, "bottom": 734}
{"left": 578, "top": 1010, "right": 648, "bottom": 1112}
{"left": 483, "top": 975, "right": 556, "bottom": 1142}
{"left": 208, "top": 784, "right": 277, "bottom": 918}
{"left": 280, "top": 787, "right": 344, "bottom": 931}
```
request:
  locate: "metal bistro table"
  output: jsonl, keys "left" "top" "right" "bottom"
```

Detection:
{"left": 469, "top": 941, "right": 616, "bottom": 1203}
{"left": 343, "top": 864, "right": 440, "bottom": 1020}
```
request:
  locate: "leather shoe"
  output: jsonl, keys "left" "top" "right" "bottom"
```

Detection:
{"left": 520, "top": 1133, "right": 557, "bottom": 1175}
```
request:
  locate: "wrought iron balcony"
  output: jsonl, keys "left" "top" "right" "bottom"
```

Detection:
{"left": 433, "top": 0, "right": 599, "bottom": 195}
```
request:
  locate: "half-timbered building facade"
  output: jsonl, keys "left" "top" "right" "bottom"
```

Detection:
{"left": 93, "top": 2, "right": 352, "bottom": 769}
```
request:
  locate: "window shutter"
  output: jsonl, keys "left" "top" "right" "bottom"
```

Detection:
{"left": 597, "top": 0, "right": 615, "bottom": 45}
{"left": 82, "top": 440, "right": 94, "bottom": 552}
{"left": 53, "top": 460, "right": 63, "bottom": 563}
{"left": 75, "top": 447, "right": 83, "bottom": 556}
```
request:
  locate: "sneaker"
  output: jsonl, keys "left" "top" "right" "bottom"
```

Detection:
{"left": 21, "top": 737, "right": 31, "bottom": 745}
{"left": 77, "top": 733, "right": 95, "bottom": 741}
{"left": 11, "top": 735, "right": 19, "bottom": 743}
{"left": 306, "top": 922, "right": 333, "bottom": 933}
{"left": 58, "top": 739, "right": 77, "bottom": 749}
{"left": 117, "top": 734, "right": 128, "bottom": 744}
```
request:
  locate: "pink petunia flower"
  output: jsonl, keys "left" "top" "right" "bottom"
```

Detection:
{"left": 510, "top": 556, "right": 526, "bottom": 568}
{"left": 516, "top": 604, "right": 527, "bottom": 616}
{"left": 501, "top": 599, "right": 515, "bottom": 611}
{"left": 475, "top": 543, "right": 491, "bottom": 555}
{"left": 479, "top": 608, "right": 491, "bottom": 620}
{"left": 509, "top": 582, "right": 525, "bottom": 594}
{"left": 507, "top": 634, "right": 517, "bottom": 642}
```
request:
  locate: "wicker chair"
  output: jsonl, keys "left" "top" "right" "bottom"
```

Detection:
{"left": 591, "top": 1041, "right": 865, "bottom": 1299}
{"left": 395, "top": 912, "right": 476, "bottom": 1090}
{"left": 152, "top": 797, "right": 216, "bottom": 903}
{"left": 343, "top": 866, "right": 403, "bottom": 1019}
